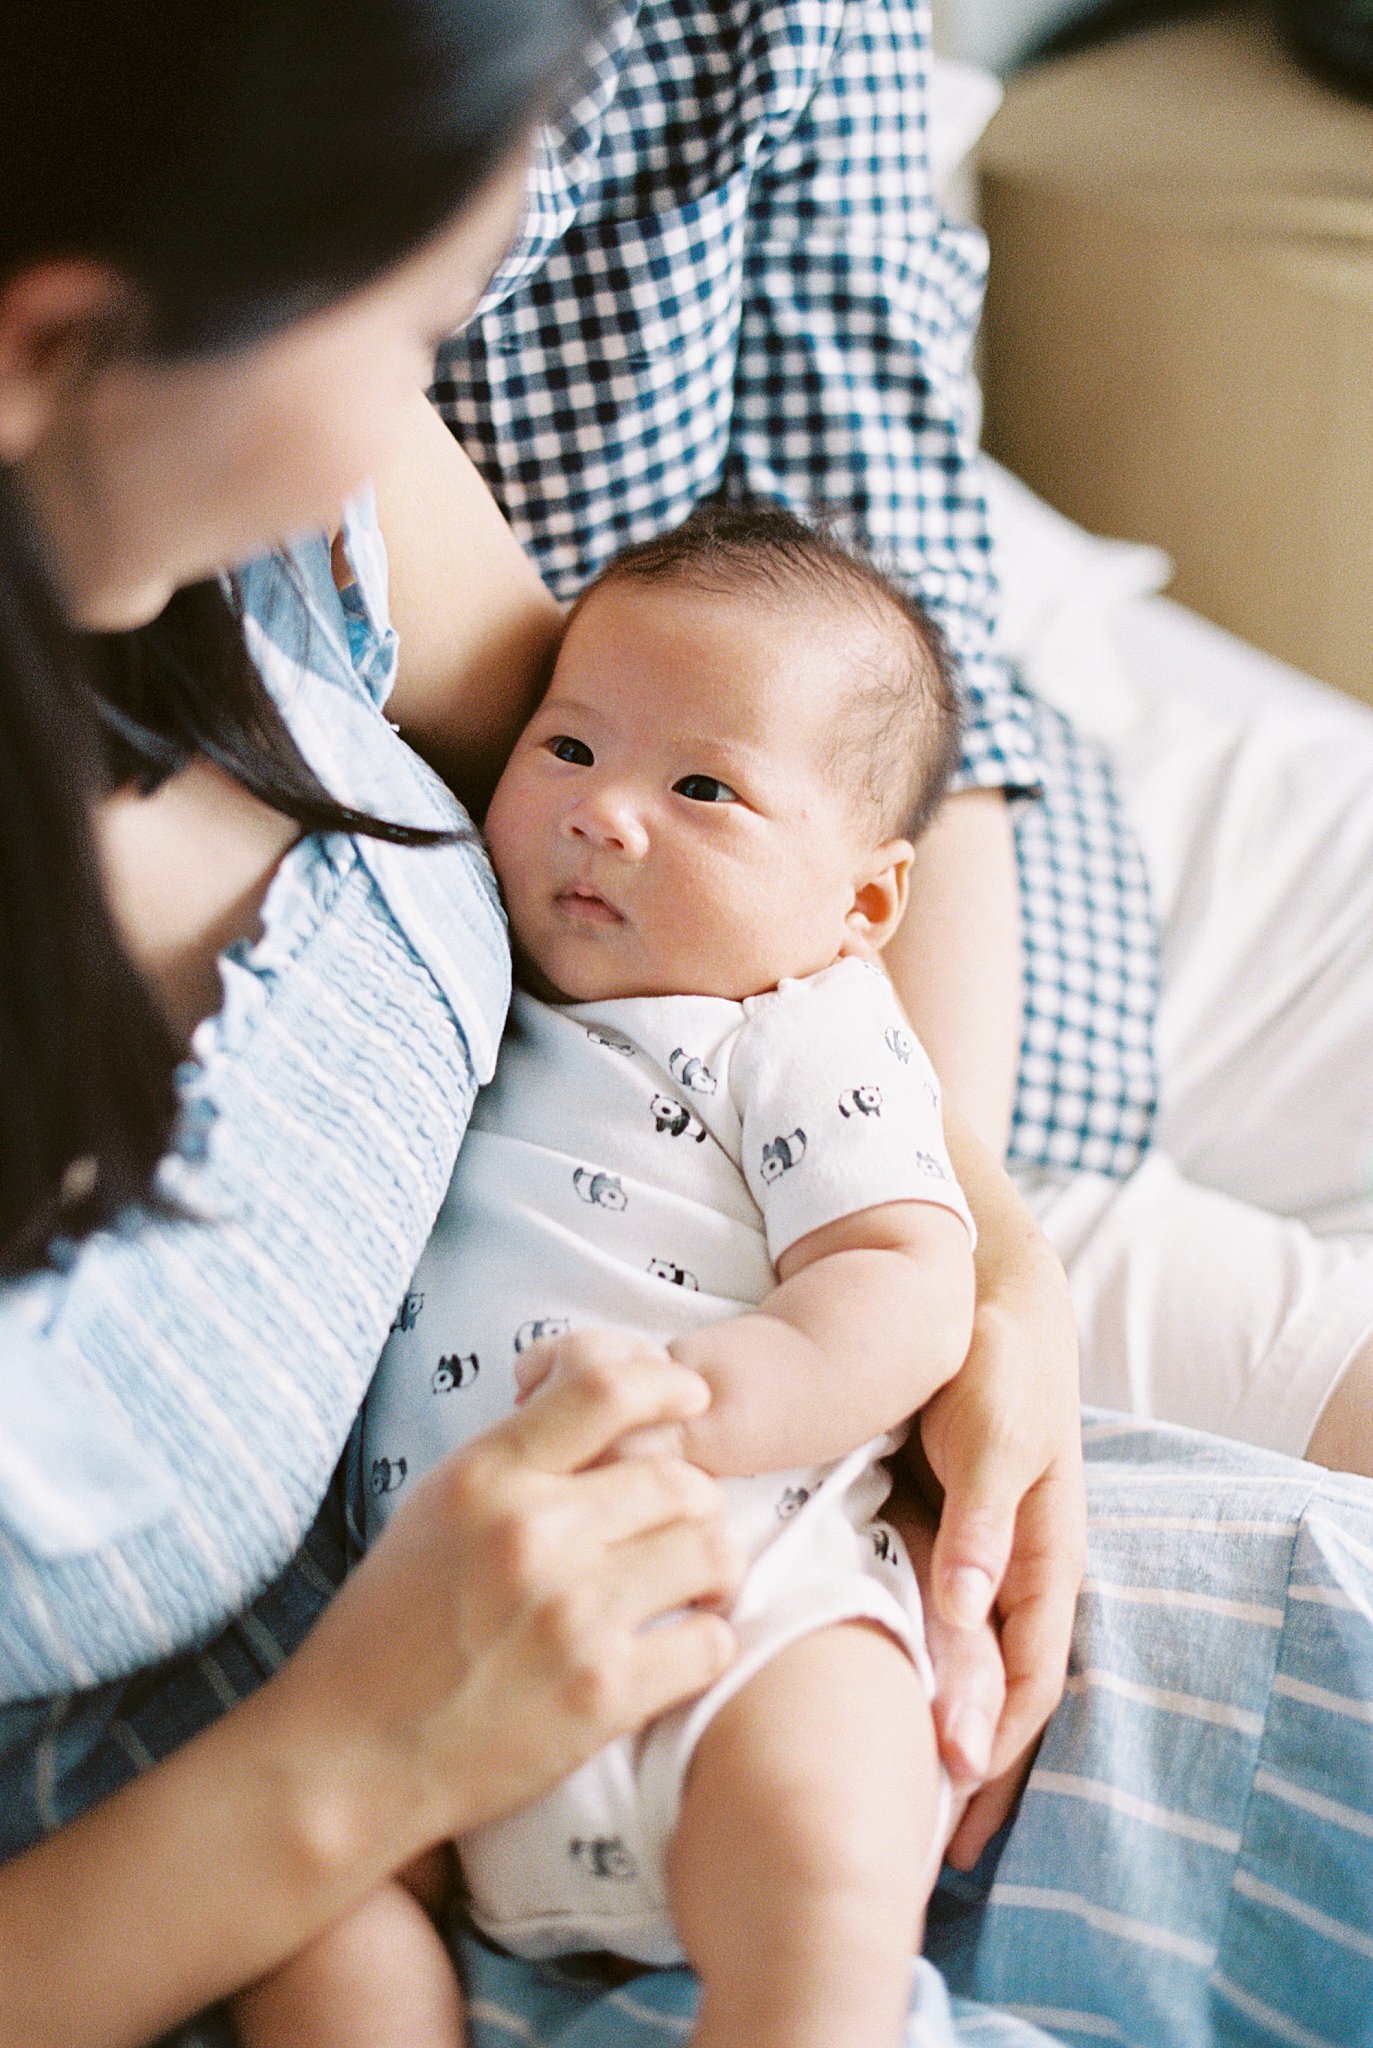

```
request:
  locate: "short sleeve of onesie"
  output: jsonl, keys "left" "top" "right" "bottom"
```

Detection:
{"left": 729, "top": 959, "right": 975, "bottom": 1265}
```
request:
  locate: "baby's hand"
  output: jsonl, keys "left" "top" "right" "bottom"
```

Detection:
{"left": 514, "top": 1327, "right": 696, "bottom": 1462}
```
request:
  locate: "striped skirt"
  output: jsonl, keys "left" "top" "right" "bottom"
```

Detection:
{"left": 458, "top": 1415, "right": 1373, "bottom": 2048}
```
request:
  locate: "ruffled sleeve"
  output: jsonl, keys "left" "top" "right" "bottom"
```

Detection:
{"left": 0, "top": 500, "right": 510, "bottom": 1701}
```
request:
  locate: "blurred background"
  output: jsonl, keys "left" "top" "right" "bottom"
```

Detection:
{"left": 931, "top": 1, "right": 1373, "bottom": 705}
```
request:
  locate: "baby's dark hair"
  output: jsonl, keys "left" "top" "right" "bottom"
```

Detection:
{"left": 575, "top": 498, "right": 964, "bottom": 842}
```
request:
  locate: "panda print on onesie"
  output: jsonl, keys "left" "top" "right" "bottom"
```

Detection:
{"left": 361, "top": 959, "right": 974, "bottom": 1965}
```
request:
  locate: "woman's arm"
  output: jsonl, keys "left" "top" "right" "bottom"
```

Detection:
{"left": 374, "top": 388, "right": 563, "bottom": 817}
{"left": 882, "top": 800, "right": 1085, "bottom": 1843}
{"left": 915, "top": 1106, "right": 1085, "bottom": 1856}
{"left": 882, "top": 788, "right": 1022, "bottom": 1161}
{"left": 0, "top": 1358, "right": 737, "bottom": 2048}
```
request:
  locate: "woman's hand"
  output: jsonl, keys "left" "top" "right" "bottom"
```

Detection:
{"left": 0, "top": 1352, "right": 740, "bottom": 2048}
{"left": 291, "top": 1348, "right": 741, "bottom": 1851}
{"left": 913, "top": 1118, "right": 1085, "bottom": 1866}
{"left": 881, "top": 788, "right": 1085, "bottom": 1855}
{"left": 885, "top": 1481, "right": 1007, "bottom": 1843}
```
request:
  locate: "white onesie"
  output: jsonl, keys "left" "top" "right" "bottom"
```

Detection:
{"left": 364, "top": 958, "right": 973, "bottom": 1963}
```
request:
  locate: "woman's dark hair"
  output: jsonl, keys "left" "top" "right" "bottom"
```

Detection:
{"left": 1, "top": 0, "right": 595, "bottom": 1270}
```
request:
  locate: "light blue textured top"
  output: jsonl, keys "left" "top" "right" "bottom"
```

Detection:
{"left": 0, "top": 494, "right": 510, "bottom": 1704}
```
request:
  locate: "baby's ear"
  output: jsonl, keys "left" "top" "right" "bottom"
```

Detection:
{"left": 843, "top": 838, "right": 915, "bottom": 955}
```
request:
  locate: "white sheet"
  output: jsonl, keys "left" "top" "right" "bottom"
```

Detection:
{"left": 985, "top": 459, "right": 1373, "bottom": 1447}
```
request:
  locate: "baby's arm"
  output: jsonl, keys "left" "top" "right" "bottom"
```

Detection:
{"left": 669, "top": 1200, "right": 975, "bottom": 1478}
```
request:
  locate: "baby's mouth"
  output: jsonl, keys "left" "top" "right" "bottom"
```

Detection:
{"left": 555, "top": 883, "right": 624, "bottom": 926}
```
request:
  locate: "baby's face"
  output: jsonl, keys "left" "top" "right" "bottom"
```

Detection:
{"left": 484, "top": 577, "right": 900, "bottom": 1004}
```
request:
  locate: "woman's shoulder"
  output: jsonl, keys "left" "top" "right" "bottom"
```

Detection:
{"left": 0, "top": 498, "right": 512, "bottom": 1703}
{"left": 234, "top": 492, "right": 511, "bottom": 1085}
{"left": 237, "top": 490, "right": 397, "bottom": 714}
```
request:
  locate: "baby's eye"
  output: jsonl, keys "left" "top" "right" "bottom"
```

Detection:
{"left": 547, "top": 735, "right": 594, "bottom": 766}
{"left": 673, "top": 774, "right": 738, "bottom": 805}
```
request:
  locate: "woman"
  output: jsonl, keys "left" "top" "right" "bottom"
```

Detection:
{"left": 0, "top": 0, "right": 1079, "bottom": 1893}
{"left": 0, "top": 5, "right": 745, "bottom": 2040}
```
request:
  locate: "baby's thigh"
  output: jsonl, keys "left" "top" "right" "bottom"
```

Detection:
{"left": 670, "top": 1622, "right": 943, "bottom": 1950}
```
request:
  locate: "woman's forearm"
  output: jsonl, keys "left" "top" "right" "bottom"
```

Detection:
{"left": 884, "top": 787, "right": 1022, "bottom": 1160}
{"left": 375, "top": 389, "right": 563, "bottom": 817}
{"left": 0, "top": 1668, "right": 419, "bottom": 2048}
{"left": 0, "top": 1358, "right": 739, "bottom": 2048}
{"left": 941, "top": 1104, "right": 1061, "bottom": 1305}
{"left": 914, "top": 1098, "right": 1085, "bottom": 1824}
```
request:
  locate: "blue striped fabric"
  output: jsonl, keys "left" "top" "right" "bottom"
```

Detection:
{"left": 0, "top": 501, "right": 508, "bottom": 1749}
{"left": 453, "top": 1417, "right": 1373, "bottom": 2048}
{"left": 458, "top": 1942, "right": 1062, "bottom": 2048}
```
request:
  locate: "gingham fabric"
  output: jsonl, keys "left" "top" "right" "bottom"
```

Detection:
{"left": 1013, "top": 699, "right": 1158, "bottom": 1172}
{"left": 432, "top": 0, "right": 1160, "bottom": 1177}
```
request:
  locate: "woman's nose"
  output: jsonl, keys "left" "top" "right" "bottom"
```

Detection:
{"left": 565, "top": 786, "right": 649, "bottom": 859}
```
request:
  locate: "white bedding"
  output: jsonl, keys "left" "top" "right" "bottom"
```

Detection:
{"left": 986, "top": 459, "right": 1373, "bottom": 1443}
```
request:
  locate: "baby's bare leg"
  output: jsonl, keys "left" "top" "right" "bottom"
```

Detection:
{"left": 669, "top": 1622, "right": 942, "bottom": 2048}
{"left": 233, "top": 1870, "right": 464, "bottom": 2048}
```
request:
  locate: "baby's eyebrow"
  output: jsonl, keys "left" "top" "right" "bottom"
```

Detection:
{"left": 533, "top": 695, "right": 600, "bottom": 725}
{"left": 666, "top": 729, "right": 768, "bottom": 769}
{"left": 671, "top": 738, "right": 792, "bottom": 809}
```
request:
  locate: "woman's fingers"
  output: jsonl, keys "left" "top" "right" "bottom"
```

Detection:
{"left": 606, "top": 1514, "right": 743, "bottom": 1630}
{"left": 944, "top": 1754, "right": 1034, "bottom": 1870}
{"left": 310, "top": 1449, "right": 738, "bottom": 1846}
{"left": 887, "top": 1482, "right": 1006, "bottom": 1786}
{"left": 511, "top": 1342, "right": 556, "bottom": 1402}
{"left": 984, "top": 1467, "right": 1082, "bottom": 1781}
{"left": 298, "top": 1337, "right": 739, "bottom": 1851}
{"left": 498, "top": 1333, "right": 711, "bottom": 1474}
{"left": 453, "top": 1478, "right": 739, "bottom": 1824}
{"left": 512, "top": 1501, "right": 741, "bottom": 1685}
{"left": 920, "top": 1362, "right": 1026, "bottom": 1630}
{"left": 924, "top": 1602, "right": 1006, "bottom": 1787}
{"left": 916, "top": 1277, "right": 1086, "bottom": 1781}
{"left": 623, "top": 1609, "right": 738, "bottom": 1726}
{"left": 558, "top": 1452, "right": 724, "bottom": 1547}
{"left": 940, "top": 1467, "right": 1083, "bottom": 1868}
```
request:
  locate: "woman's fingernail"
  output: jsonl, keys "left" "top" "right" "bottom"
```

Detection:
{"left": 945, "top": 1704, "right": 994, "bottom": 1780}
{"left": 945, "top": 1565, "right": 996, "bottom": 1629}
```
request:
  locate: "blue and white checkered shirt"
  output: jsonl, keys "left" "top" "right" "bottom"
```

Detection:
{"left": 434, "top": 0, "right": 1158, "bottom": 1177}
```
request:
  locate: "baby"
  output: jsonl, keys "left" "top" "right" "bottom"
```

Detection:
{"left": 236, "top": 501, "right": 976, "bottom": 2048}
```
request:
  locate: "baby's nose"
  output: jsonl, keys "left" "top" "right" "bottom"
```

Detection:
{"left": 567, "top": 788, "right": 649, "bottom": 859}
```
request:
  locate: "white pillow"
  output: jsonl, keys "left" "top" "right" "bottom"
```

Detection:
{"left": 928, "top": 54, "right": 1003, "bottom": 200}
{"left": 934, "top": 0, "right": 1115, "bottom": 77}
